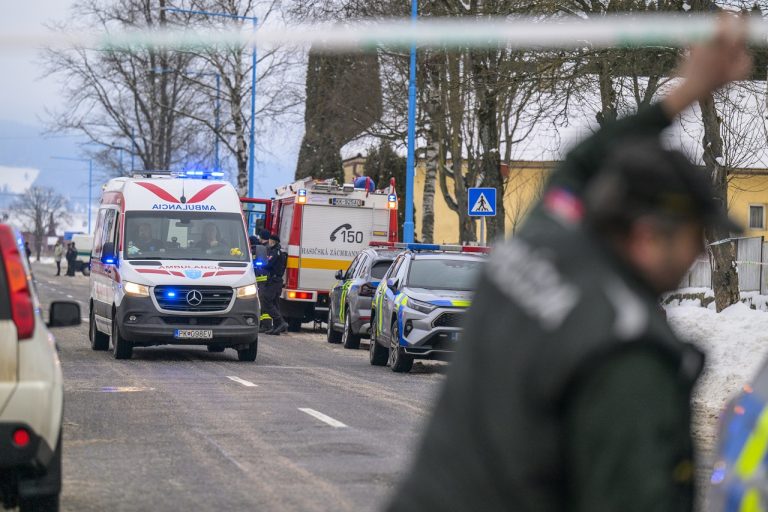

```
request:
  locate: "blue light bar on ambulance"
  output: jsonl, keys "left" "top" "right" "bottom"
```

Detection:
{"left": 297, "top": 189, "right": 307, "bottom": 204}
{"left": 173, "top": 170, "right": 225, "bottom": 180}
{"left": 369, "top": 241, "right": 490, "bottom": 254}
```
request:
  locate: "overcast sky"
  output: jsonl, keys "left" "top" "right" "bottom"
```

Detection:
{"left": 0, "top": 2, "right": 74, "bottom": 125}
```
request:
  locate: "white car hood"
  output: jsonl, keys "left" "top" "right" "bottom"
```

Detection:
{"left": 121, "top": 259, "right": 255, "bottom": 288}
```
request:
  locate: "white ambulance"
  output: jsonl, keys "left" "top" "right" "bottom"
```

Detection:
{"left": 268, "top": 177, "right": 398, "bottom": 330}
{"left": 88, "top": 171, "right": 260, "bottom": 361}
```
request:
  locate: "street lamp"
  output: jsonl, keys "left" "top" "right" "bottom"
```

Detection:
{"left": 404, "top": 0, "right": 418, "bottom": 243}
{"left": 151, "top": 67, "right": 222, "bottom": 171}
{"left": 51, "top": 156, "right": 93, "bottom": 234}
{"left": 162, "top": 6, "right": 257, "bottom": 196}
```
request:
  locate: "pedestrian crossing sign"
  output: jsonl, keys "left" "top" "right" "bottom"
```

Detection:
{"left": 468, "top": 188, "right": 496, "bottom": 217}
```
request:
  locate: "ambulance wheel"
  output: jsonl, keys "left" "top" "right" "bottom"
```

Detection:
{"left": 287, "top": 318, "right": 303, "bottom": 332}
{"left": 111, "top": 319, "right": 133, "bottom": 360}
{"left": 89, "top": 306, "right": 109, "bottom": 351}
{"left": 342, "top": 312, "right": 361, "bottom": 349}
{"left": 207, "top": 345, "right": 225, "bottom": 353}
{"left": 326, "top": 308, "right": 342, "bottom": 344}
{"left": 237, "top": 341, "right": 258, "bottom": 362}
{"left": 389, "top": 320, "right": 413, "bottom": 373}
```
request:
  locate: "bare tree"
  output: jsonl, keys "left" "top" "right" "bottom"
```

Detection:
{"left": 46, "top": 0, "right": 209, "bottom": 177}
{"left": 164, "top": 0, "right": 305, "bottom": 194}
{"left": 12, "top": 188, "right": 70, "bottom": 261}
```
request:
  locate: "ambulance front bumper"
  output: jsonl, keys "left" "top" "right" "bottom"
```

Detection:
{"left": 117, "top": 296, "right": 259, "bottom": 346}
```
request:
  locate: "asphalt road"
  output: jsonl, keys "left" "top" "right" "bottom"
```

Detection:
{"left": 31, "top": 262, "right": 446, "bottom": 512}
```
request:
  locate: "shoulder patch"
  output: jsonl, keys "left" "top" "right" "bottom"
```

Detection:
{"left": 488, "top": 239, "right": 579, "bottom": 330}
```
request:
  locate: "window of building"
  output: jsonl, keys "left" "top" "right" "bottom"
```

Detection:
{"left": 749, "top": 205, "right": 765, "bottom": 230}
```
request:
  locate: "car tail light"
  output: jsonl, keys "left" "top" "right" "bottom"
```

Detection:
{"left": 12, "top": 428, "right": 30, "bottom": 448}
{"left": 360, "top": 283, "right": 376, "bottom": 297}
{"left": 0, "top": 227, "right": 34, "bottom": 340}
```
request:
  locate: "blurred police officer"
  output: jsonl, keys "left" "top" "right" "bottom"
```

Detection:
{"left": 262, "top": 233, "right": 289, "bottom": 335}
{"left": 387, "top": 16, "right": 751, "bottom": 512}
{"left": 250, "top": 231, "right": 272, "bottom": 332}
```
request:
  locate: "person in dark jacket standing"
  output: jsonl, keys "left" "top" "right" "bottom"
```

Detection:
{"left": 65, "top": 242, "right": 78, "bottom": 277}
{"left": 387, "top": 17, "right": 751, "bottom": 512}
{"left": 252, "top": 230, "right": 272, "bottom": 332}
{"left": 262, "top": 233, "right": 289, "bottom": 335}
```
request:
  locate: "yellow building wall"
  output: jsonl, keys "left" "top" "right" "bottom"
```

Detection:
{"left": 413, "top": 162, "right": 552, "bottom": 244}
{"left": 345, "top": 158, "right": 768, "bottom": 242}
{"left": 728, "top": 173, "right": 768, "bottom": 239}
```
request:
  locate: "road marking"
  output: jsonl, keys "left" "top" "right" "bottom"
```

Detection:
{"left": 299, "top": 408, "right": 348, "bottom": 428}
{"left": 99, "top": 386, "right": 155, "bottom": 393}
{"left": 226, "top": 376, "right": 258, "bottom": 387}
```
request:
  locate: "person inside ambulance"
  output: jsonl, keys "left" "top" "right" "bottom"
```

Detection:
{"left": 132, "top": 222, "right": 165, "bottom": 253}
{"left": 196, "top": 223, "right": 226, "bottom": 253}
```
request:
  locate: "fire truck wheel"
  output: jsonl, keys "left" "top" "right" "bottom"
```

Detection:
{"left": 287, "top": 318, "right": 303, "bottom": 332}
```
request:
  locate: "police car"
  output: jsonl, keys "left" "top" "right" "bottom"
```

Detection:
{"left": 369, "top": 243, "right": 488, "bottom": 373}
{"left": 327, "top": 247, "right": 400, "bottom": 349}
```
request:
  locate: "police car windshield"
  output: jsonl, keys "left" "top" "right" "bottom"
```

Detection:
{"left": 406, "top": 258, "right": 483, "bottom": 291}
{"left": 124, "top": 212, "right": 249, "bottom": 261}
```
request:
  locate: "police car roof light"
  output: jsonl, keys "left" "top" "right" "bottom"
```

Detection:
{"left": 369, "top": 241, "right": 490, "bottom": 254}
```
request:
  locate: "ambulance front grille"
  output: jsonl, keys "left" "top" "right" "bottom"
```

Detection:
{"left": 154, "top": 286, "right": 233, "bottom": 312}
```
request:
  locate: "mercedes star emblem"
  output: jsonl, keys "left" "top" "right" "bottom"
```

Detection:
{"left": 186, "top": 290, "right": 203, "bottom": 306}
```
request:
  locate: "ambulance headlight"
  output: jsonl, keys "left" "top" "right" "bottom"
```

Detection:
{"left": 124, "top": 281, "right": 150, "bottom": 297}
{"left": 408, "top": 298, "right": 436, "bottom": 314}
{"left": 237, "top": 284, "right": 258, "bottom": 299}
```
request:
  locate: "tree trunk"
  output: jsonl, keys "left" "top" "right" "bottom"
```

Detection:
{"left": 421, "top": 55, "right": 444, "bottom": 244}
{"left": 700, "top": 94, "right": 739, "bottom": 312}
{"left": 473, "top": 49, "right": 503, "bottom": 242}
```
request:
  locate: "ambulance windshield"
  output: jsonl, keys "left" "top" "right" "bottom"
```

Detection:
{"left": 124, "top": 211, "right": 249, "bottom": 262}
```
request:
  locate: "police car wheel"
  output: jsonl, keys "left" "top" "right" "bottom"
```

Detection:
{"left": 342, "top": 311, "right": 361, "bottom": 350}
{"left": 369, "top": 331, "right": 388, "bottom": 366}
{"left": 112, "top": 318, "right": 133, "bottom": 360}
{"left": 326, "top": 307, "right": 342, "bottom": 344}
{"left": 89, "top": 306, "right": 109, "bottom": 351}
{"left": 389, "top": 320, "right": 413, "bottom": 373}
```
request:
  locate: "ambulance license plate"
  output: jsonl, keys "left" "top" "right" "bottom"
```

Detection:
{"left": 174, "top": 329, "right": 213, "bottom": 339}
{"left": 330, "top": 198, "right": 363, "bottom": 207}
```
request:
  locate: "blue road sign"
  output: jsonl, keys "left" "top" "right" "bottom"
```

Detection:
{"left": 468, "top": 188, "right": 496, "bottom": 217}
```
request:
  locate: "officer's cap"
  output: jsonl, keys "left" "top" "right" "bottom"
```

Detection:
{"left": 586, "top": 139, "right": 741, "bottom": 234}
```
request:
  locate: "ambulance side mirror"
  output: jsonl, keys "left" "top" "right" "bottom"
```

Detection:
{"left": 101, "top": 242, "right": 117, "bottom": 265}
{"left": 335, "top": 270, "right": 344, "bottom": 281}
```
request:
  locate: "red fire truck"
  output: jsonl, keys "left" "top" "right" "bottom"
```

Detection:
{"left": 242, "top": 177, "right": 398, "bottom": 331}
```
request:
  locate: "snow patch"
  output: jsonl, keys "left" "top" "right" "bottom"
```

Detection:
{"left": 665, "top": 304, "right": 768, "bottom": 414}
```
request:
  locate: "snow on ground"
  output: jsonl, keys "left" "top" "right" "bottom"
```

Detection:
{"left": 666, "top": 301, "right": 768, "bottom": 413}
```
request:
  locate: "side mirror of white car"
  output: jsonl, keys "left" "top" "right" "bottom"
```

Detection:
{"left": 48, "top": 301, "right": 81, "bottom": 328}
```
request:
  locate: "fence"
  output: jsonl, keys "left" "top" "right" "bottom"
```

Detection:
{"left": 682, "top": 236, "right": 768, "bottom": 294}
